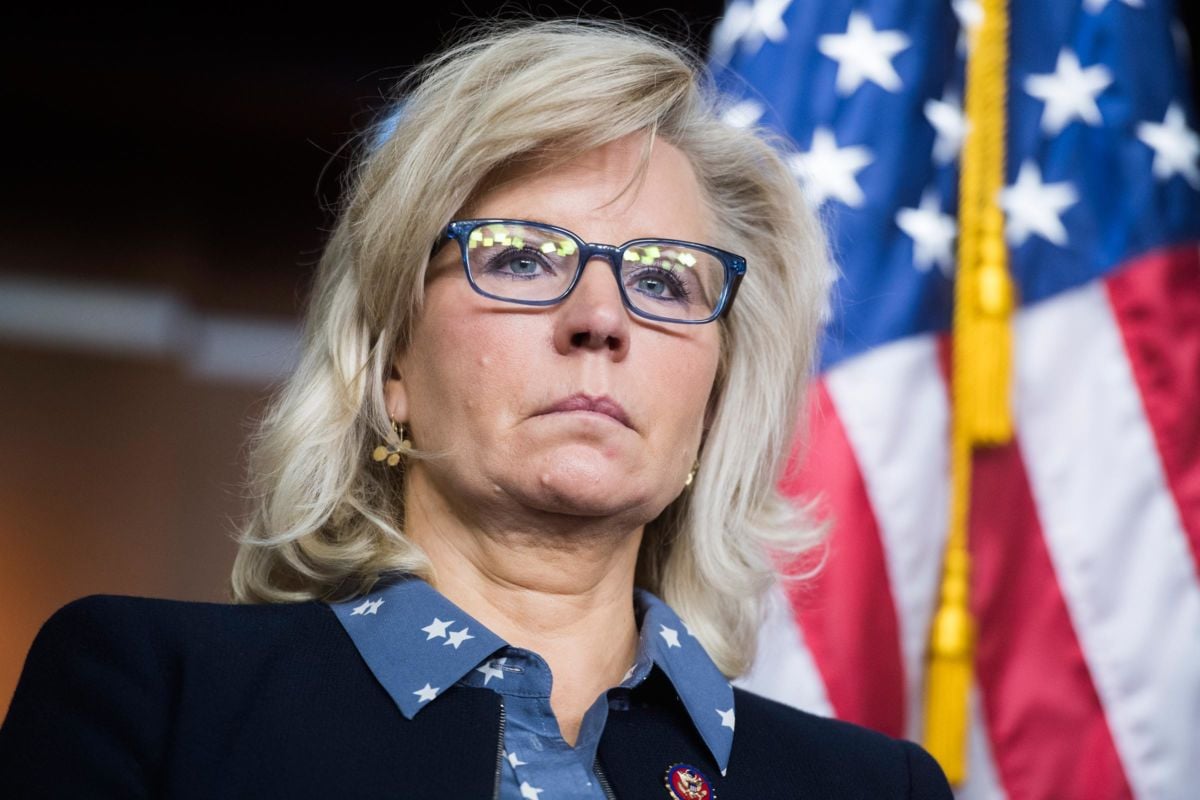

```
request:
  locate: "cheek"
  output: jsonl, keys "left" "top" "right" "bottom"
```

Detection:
{"left": 409, "top": 302, "right": 534, "bottom": 433}
{"left": 649, "top": 335, "right": 721, "bottom": 434}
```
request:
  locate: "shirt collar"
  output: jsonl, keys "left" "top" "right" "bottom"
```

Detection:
{"left": 329, "top": 574, "right": 735, "bottom": 774}
{"left": 632, "top": 587, "right": 735, "bottom": 775}
{"left": 330, "top": 574, "right": 508, "bottom": 719}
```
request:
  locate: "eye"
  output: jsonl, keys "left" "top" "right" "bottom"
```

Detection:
{"left": 627, "top": 267, "right": 692, "bottom": 303}
{"left": 502, "top": 255, "right": 541, "bottom": 276}
{"left": 482, "top": 249, "right": 557, "bottom": 280}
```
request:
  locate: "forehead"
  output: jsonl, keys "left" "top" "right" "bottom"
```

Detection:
{"left": 462, "top": 134, "right": 715, "bottom": 245}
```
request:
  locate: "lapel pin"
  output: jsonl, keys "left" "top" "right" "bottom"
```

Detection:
{"left": 663, "top": 763, "right": 715, "bottom": 800}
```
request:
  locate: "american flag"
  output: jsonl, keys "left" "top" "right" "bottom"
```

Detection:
{"left": 713, "top": 2, "right": 1200, "bottom": 798}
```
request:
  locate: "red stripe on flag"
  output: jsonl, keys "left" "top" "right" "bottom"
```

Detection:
{"left": 1105, "top": 244, "right": 1200, "bottom": 578}
{"left": 968, "top": 439, "right": 1133, "bottom": 799}
{"left": 778, "top": 380, "right": 906, "bottom": 738}
{"left": 934, "top": 336, "right": 1132, "bottom": 799}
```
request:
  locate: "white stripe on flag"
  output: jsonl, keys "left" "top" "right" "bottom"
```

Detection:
{"left": 1015, "top": 281, "right": 1200, "bottom": 800}
{"left": 736, "top": 582, "right": 834, "bottom": 717}
{"left": 825, "top": 334, "right": 950, "bottom": 740}
{"left": 956, "top": 683, "right": 1008, "bottom": 800}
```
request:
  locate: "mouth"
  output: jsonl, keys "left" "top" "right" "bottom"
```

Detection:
{"left": 537, "top": 393, "right": 634, "bottom": 430}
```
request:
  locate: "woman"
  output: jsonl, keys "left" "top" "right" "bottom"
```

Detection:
{"left": 0, "top": 19, "right": 951, "bottom": 799}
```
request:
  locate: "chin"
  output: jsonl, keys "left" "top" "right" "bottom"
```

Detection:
{"left": 520, "top": 473, "right": 657, "bottom": 520}
{"left": 495, "top": 445, "right": 658, "bottom": 517}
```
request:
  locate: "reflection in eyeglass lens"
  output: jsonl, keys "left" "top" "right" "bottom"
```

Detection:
{"left": 465, "top": 222, "right": 724, "bottom": 320}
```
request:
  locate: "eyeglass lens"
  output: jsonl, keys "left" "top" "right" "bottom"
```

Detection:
{"left": 464, "top": 222, "right": 726, "bottom": 322}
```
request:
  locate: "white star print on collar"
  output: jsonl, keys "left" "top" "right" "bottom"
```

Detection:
{"left": 329, "top": 574, "right": 506, "bottom": 720}
{"left": 519, "top": 780, "right": 544, "bottom": 799}
{"left": 476, "top": 657, "right": 506, "bottom": 686}
{"left": 420, "top": 617, "right": 453, "bottom": 639}
{"left": 329, "top": 574, "right": 737, "bottom": 775}
{"left": 350, "top": 597, "right": 384, "bottom": 615}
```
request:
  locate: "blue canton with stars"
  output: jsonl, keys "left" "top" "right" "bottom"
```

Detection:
{"left": 329, "top": 575, "right": 735, "bottom": 799}
{"left": 711, "top": 0, "right": 1200, "bottom": 371}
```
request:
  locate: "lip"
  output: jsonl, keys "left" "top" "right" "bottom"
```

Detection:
{"left": 538, "top": 393, "right": 634, "bottom": 430}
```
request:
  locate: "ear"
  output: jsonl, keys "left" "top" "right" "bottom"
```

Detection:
{"left": 383, "top": 352, "right": 410, "bottom": 423}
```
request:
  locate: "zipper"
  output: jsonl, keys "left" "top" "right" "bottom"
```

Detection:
{"left": 493, "top": 693, "right": 615, "bottom": 799}
{"left": 593, "top": 757, "right": 618, "bottom": 800}
{"left": 493, "top": 696, "right": 507, "bottom": 800}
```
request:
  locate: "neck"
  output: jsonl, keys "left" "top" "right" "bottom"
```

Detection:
{"left": 401, "top": 465, "right": 644, "bottom": 744}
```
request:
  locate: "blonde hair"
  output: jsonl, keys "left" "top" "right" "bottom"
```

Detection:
{"left": 231, "top": 17, "right": 832, "bottom": 677}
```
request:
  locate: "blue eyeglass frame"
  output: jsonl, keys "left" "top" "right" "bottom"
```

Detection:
{"left": 440, "top": 218, "right": 747, "bottom": 324}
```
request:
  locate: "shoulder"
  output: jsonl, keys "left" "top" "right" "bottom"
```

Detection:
{"left": 1, "top": 595, "right": 385, "bottom": 795}
{"left": 732, "top": 687, "right": 952, "bottom": 798}
{"left": 9, "top": 593, "right": 346, "bottom": 711}
{"left": 32, "top": 592, "right": 335, "bottom": 652}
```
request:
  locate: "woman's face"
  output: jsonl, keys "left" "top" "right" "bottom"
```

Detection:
{"left": 387, "top": 133, "right": 722, "bottom": 530}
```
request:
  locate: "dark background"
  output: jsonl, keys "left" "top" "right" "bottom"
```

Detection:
{"left": 1, "top": 2, "right": 1197, "bottom": 715}
{"left": 0, "top": 4, "right": 727, "bottom": 316}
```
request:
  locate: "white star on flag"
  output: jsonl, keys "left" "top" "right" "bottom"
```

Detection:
{"left": 507, "top": 751, "right": 527, "bottom": 768}
{"left": 351, "top": 598, "right": 384, "bottom": 616}
{"left": 520, "top": 780, "right": 544, "bottom": 799}
{"left": 1084, "top": 0, "right": 1144, "bottom": 13}
{"left": 1024, "top": 49, "right": 1113, "bottom": 136}
{"left": 789, "top": 128, "right": 874, "bottom": 209}
{"left": 476, "top": 657, "right": 506, "bottom": 685}
{"left": 413, "top": 683, "right": 439, "bottom": 703}
{"left": 710, "top": 0, "right": 794, "bottom": 63}
{"left": 952, "top": 0, "right": 983, "bottom": 54}
{"left": 817, "top": 11, "right": 911, "bottom": 95}
{"left": 896, "top": 190, "right": 957, "bottom": 276}
{"left": 1137, "top": 102, "right": 1200, "bottom": 189}
{"left": 925, "top": 90, "right": 970, "bottom": 165}
{"left": 421, "top": 617, "right": 454, "bottom": 640}
{"left": 444, "top": 627, "right": 475, "bottom": 649}
{"left": 999, "top": 161, "right": 1079, "bottom": 247}
{"left": 721, "top": 99, "right": 765, "bottom": 129}
{"left": 659, "top": 624, "right": 682, "bottom": 648}
{"left": 717, "top": 707, "right": 736, "bottom": 730}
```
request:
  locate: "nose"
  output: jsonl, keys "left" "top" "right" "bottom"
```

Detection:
{"left": 552, "top": 255, "right": 630, "bottom": 359}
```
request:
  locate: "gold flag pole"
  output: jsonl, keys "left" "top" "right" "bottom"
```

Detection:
{"left": 923, "top": 0, "right": 1015, "bottom": 785}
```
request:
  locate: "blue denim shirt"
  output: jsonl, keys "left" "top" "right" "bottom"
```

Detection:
{"left": 330, "top": 574, "right": 735, "bottom": 799}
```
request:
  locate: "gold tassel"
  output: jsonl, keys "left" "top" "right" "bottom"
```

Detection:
{"left": 923, "top": 545, "right": 975, "bottom": 784}
{"left": 923, "top": 0, "right": 1015, "bottom": 785}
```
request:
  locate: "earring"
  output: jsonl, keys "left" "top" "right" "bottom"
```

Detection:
{"left": 372, "top": 417, "right": 412, "bottom": 466}
{"left": 684, "top": 458, "right": 700, "bottom": 488}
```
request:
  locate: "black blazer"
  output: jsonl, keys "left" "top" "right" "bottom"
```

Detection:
{"left": 0, "top": 595, "right": 952, "bottom": 799}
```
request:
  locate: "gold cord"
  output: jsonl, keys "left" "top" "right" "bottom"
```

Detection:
{"left": 923, "top": 0, "right": 1015, "bottom": 785}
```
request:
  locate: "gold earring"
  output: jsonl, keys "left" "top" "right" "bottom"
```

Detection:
{"left": 684, "top": 459, "right": 699, "bottom": 488}
{"left": 372, "top": 417, "right": 412, "bottom": 466}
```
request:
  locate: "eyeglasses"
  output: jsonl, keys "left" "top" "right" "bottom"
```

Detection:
{"left": 441, "top": 219, "right": 747, "bottom": 324}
